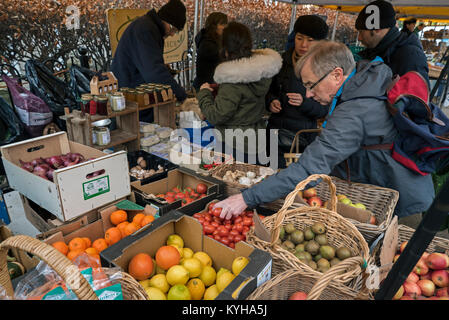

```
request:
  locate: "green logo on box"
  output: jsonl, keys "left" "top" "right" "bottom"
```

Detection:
{"left": 83, "top": 175, "right": 110, "bottom": 200}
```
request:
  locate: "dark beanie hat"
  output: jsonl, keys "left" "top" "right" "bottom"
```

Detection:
{"left": 355, "top": 0, "right": 396, "bottom": 30}
{"left": 294, "top": 15, "right": 329, "bottom": 40}
{"left": 157, "top": 0, "right": 187, "bottom": 31}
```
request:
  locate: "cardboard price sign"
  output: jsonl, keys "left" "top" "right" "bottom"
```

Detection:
{"left": 106, "top": 8, "right": 188, "bottom": 64}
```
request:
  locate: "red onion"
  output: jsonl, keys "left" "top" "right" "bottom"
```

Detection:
{"left": 69, "top": 153, "right": 85, "bottom": 162}
{"left": 46, "top": 168, "right": 55, "bottom": 181}
{"left": 47, "top": 156, "right": 63, "bottom": 169}
{"left": 33, "top": 172, "right": 48, "bottom": 180}
{"left": 33, "top": 164, "right": 49, "bottom": 176}
{"left": 19, "top": 160, "right": 34, "bottom": 172}
{"left": 31, "top": 158, "right": 44, "bottom": 167}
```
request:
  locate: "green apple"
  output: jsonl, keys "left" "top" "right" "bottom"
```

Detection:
{"left": 353, "top": 203, "right": 367, "bottom": 210}
{"left": 340, "top": 198, "right": 352, "bottom": 205}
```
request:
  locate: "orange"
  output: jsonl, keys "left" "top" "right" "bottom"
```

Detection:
{"left": 128, "top": 253, "right": 154, "bottom": 281}
{"left": 52, "top": 241, "right": 69, "bottom": 256}
{"left": 117, "top": 221, "right": 130, "bottom": 238}
{"left": 92, "top": 238, "right": 108, "bottom": 253}
{"left": 155, "top": 246, "right": 181, "bottom": 270}
{"left": 124, "top": 222, "right": 140, "bottom": 237}
{"left": 85, "top": 247, "right": 99, "bottom": 256}
{"left": 68, "top": 237, "right": 87, "bottom": 252}
{"left": 141, "top": 215, "right": 155, "bottom": 227}
{"left": 132, "top": 213, "right": 146, "bottom": 226}
{"left": 105, "top": 227, "right": 122, "bottom": 246}
{"left": 82, "top": 237, "right": 92, "bottom": 248}
{"left": 110, "top": 210, "right": 128, "bottom": 226}
{"left": 67, "top": 249, "right": 84, "bottom": 261}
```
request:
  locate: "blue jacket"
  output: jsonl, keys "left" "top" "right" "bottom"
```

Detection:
{"left": 110, "top": 9, "right": 187, "bottom": 101}
{"left": 242, "top": 59, "right": 435, "bottom": 218}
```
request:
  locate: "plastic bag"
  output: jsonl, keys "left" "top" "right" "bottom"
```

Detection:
{"left": 2, "top": 75, "right": 53, "bottom": 137}
{"left": 14, "top": 253, "right": 124, "bottom": 300}
{"left": 68, "top": 65, "right": 96, "bottom": 99}
{"left": 0, "top": 95, "right": 24, "bottom": 145}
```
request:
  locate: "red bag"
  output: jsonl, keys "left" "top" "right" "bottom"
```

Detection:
{"left": 2, "top": 75, "right": 53, "bottom": 137}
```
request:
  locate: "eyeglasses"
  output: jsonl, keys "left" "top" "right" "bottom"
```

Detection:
{"left": 304, "top": 67, "right": 339, "bottom": 91}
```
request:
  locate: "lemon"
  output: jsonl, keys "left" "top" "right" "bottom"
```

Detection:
{"left": 156, "top": 263, "right": 166, "bottom": 275}
{"left": 199, "top": 266, "right": 217, "bottom": 287}
{"left": 167, "top": 234, "right": 184, "bottom": 248}
{"left": 216, "top": 271, "right": 235, "bottom": 293}
{"left": 187, "top": 278, "right": 206, "bottom": 300}
{"left": 139, "top": 279, "right": 152, "bottom": 289}
{"left": 183, "top": 247, "right": 194, "bottom": 259}
{"left": 193, "top": 251, "right": 212, "bottom": 268}
{"left": 170, "top": 244, "right": 184, "bottom": 259}
{"left": 182, "top": 258, "right": 203, "bottom": 278}
{"left": 149, "top": 274, "right": 170, "bottom": 293}
{"left": 232, "top": 256, "right": 249, "bottom": 276}
{"left": 167, "top": 284, "right": 191, "bottom": 300}
{"left": 145, "top": 287, "right": 167, "bottom": 300}
{"left": 166, "top": 265, "right": 190, "bottom": 286}
{"left": 217, "top": 267, "right": 231, "bottom": 280}
{"left": 203, "top": 284, "right": 219, "bottom": 300}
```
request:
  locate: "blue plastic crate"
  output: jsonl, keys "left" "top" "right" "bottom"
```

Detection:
{"left": 0, "top": 190, "right": 10, "bottom": 225}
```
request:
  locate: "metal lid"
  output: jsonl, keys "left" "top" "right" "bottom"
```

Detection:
{"left": 81, "top": 93, "right": 93, "bottom": 100}
{"left": 95, "top": 95, "right": 108, "bottom": 101}
{"left": 92, "top": 118, "right": 112, "bottom": 127}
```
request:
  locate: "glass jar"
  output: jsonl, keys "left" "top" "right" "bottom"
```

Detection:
{"left": 127, "top": 89, "right": 137, "bottom": 102}
{"left": 111, "top": 92, "right": 126, "bottom": 112}
{"left": 155, "top": 88, "right": 163, "bottom": 102}
{"left": 95, "top": 127, "right": 111, "bottom": 146}
{"left": 145, "top": 88, "right": 156, "bottom": 105}
{"left": 80, "top": 94, "right": 93, "bottom": 113}
{"left": 95, "top": 95, "right": 108, "bottom": 116}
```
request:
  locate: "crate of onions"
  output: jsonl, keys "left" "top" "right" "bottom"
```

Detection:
{"left": 0, "top": 132, "right": 131, "bottom": 222}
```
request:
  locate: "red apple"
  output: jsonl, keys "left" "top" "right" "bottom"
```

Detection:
{"left": 369, "top": 215, "right": 377, "bottom": 225}
{"left": 406, "top": 272, "right": 419, "bottom": 283}
{"left": 421, "top": 252, "right": 430, "bottom": 261}
{"left": 420, "top": 272, "right": 432, "bottom": 281}
{"left": 431, "top": 270, "right": 449, "bottom": 287}
{"left": 399, "top": 241, "right": 408, "bottom": 253}
{"left": 307, "top": 196, "right": 322, "bottom": 207}
{"left": 417, "top": 279, "right": 435, "bottom": 297}
{"left": 426, "top": 253, "right": 449, "bottom": 270}
{"left": 289, "top": 291, "right": 307, "bottom": 300}
{"left": 303, "top": 188, "right": 317, "bottom": 198}
{"left": 392, "top": 285, "right": 404, "bottom": 300}
{"left": 435, "top": 287, "right": 449, "bottom": 297}
{"left": 414, "top": 259, "right": 429, "bottom": 276}
{"left": 403, "top": 281, "right": 422, "bottom": 299}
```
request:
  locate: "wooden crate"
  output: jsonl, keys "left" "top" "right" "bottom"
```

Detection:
{"left": 90, "top": 72, "right": 118, "bottom": 95}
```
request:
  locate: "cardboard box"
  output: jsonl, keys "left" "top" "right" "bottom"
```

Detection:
{"left": 0, "top": 132, "right": 131, "bottom": 222}
{"left": 131, "top": 167, "right": 225, "bottom": 216}
{"left": 39, "top": 198, "right": 158, "bottom": 247}
{"left": 127, "top": 149, "right": 178, "bottom": 185}
{"left": 99, "top": 210, "right": 272, "bottom": 300}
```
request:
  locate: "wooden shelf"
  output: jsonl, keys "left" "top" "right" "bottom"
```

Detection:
{"left": 138, "top": 100, "right": 175, "bottom": 111}
{"left": 92, "top": 129, "right": 138, "bottom": 150}
{"left": 90, "top": 104, "right": 139, "bottom": 122}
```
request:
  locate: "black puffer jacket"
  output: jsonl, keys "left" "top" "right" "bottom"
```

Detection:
{"left": 193, "top": 29, "right": 221, "bottom": 90}
{"left": 359, "top": 27, "right": 429, "bottom": 85}
{"left": 266, "top": 48, "right": 329, "bottom": 144}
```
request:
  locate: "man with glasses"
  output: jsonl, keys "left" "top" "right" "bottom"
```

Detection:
{"left": 111, "top": 0, "right": 187, "bottom": 122}
{"left": 213, "top": 41, "right": 434, "bottom": 224}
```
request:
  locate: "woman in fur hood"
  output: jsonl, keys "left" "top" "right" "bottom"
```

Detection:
{"left": 198, "top": 21, "right": 282, "bottom": 164}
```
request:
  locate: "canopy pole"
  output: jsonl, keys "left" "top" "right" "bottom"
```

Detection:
{"left": 331, "top": 10, "right": 339, "bottom": 41}
{"left": 191, "top": 0, "right": 200, "bottom": 83}
{"left": 288, "top": 3, "right": 297, "bottom": 34}
{"left": 199, "top": 0, "right": 205, "bottom": 30}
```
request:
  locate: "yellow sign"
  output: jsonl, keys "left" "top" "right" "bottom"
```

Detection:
{"left": 106, "top": 8, "right": 188, "bottom": 64}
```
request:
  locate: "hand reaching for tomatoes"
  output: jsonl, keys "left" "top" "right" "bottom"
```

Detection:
{"left": 213, "top": 193, "right": 248, "bottom": 220}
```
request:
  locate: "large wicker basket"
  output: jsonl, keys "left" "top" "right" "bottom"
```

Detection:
{"left": 247, "top": 257, "right": 371, "bottom": 300}
{"left": 246, "top": 174, "right": 371, "bottom": 289}
{"left": 312, "top": 176, "right": 399, "bottom": 244}
{"left": 0, "top": 235, "right": 148, "bottom": 300}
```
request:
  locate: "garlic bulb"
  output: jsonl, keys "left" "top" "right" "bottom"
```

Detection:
{"left": 246, "top": 171, "right": 256, "bottom": 179}
{"left": 238, "top": 176, "right": 252, "bottom": 186}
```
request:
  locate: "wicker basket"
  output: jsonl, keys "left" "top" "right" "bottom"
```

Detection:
{"left": 312, "top": 176, "right": 399, "bottom": 244}
{"left": 0, "top": 235, "right": 148, "bottom": 300}
{"left": 210, "top": 162, "right": 276, "bottom": 196}
{"left": 247, "top": 257, "right": 371, "bottom": 300}
{"left": 246, "top": 174, "right": 370, "bottom": 289}
{"left": 284, "top": 129, "right": 322, "bottom": 167}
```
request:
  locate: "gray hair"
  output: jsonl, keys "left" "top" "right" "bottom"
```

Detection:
{"left": 295, "top": 40, "right": 356, "bottom": 79}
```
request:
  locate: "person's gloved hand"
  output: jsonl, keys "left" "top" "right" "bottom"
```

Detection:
{"left": 214, "top": 193, "right": 248, "bottom": 220}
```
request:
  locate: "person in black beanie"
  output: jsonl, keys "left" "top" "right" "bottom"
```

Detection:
{"left": 111, "top": 0, "right": 187, "bottom": 122}
{"left": 401, "top": 18, "right": 417, "bottom": 35}
{"left": 266, "top": 15, "right": 330, "bottom": 168}
{"left": 355, "top": 0, "right": 429, "bottom": 84}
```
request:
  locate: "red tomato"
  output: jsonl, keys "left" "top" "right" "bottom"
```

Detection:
{"left": 196, "top": 183, "right": 208, "bottom": 194}
{"left": 243, "top": 217, "right": 253, "bottom": 227}
{"left": 258, "top": 214, "right": 265, "bottom": 220}
{"left": 213, "top": 229, "right": 219, "bottom": 236}
{"left": 224, "top": 224, "right": 232, "bottom": 231}
{"left": 234, "top": 216, "right": 243, "bottom": 224}
{"left": 203, "top": 225, "right": 215, "bottom": 235}
{"left": 185, "top": 187, "right": 193, "bottom": 193}
{"left": 193, "top": 213, "right": 202, "bottom": 219}
{"left": 234, "top": 234, "right": 245, "bottom": 243}
{"left": 227, "top": 235, "right": 235, "bottom": 242}
{"left": 234, "top": 223, "right": 244, "bottom": 233}
{"left": 230, "top": 230, "right": 240, "bottom": 237}
{"left": 208, "top": 202, "right": 216, "bottom": 211}
{"left": 198, "top": 217, "right": 205, "bottom": 224}
{"left": 183, "top": 197, "right": 194, "bottom": 205}
{"left": 204, "top": 213, "right": 212, "bottom": 221}
{"left": 175, "top": 193, "right": 185, "bottom": 200}
{"left": 207, "top": 234, "right": 214, "bottom": 239}
{"left": 246, "top": 211, "right": 254, "bottom": 218}
{"left": 172, "top": 187, "right": 181, "bottom": 193}
{"left": 212, "top": 207, "right": 222, "bottom": 217}
{"left": 219, "top": 238, "right": 230, "bottom": 246}
{"left": 165, "top": 196, "right": 175, "bottom": 203}
{"left": 165, "top": 191, "right": 175, "bottom": 198}
{"left": 229, "top": 242, "right": 235, "bottom": 249}
{"left": 243, "top": 226, "right": 250, "bottom": 234}
{"left": 200, "top": 194, "right": 207, "bottom": 198}
{"left": 190, "top": 191, "right": 199, "bottom": 198}
{"left": 218, "top": 227, "right": 229, "bottom": 238}
{"left": 214, "top": 234, "right": 221, "bottom": 241}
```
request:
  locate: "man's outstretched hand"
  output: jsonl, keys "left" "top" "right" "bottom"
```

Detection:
{"left": 213, "top": 193, "right": 248, "bottom": 220}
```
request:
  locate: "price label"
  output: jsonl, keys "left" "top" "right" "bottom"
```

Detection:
{"left": 83, "top": 176, "right": 110, "bottom": 200}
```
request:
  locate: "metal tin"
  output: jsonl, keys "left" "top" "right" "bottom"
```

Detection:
{"left": 92, "top": 118, "right": 112, "bottom": 127}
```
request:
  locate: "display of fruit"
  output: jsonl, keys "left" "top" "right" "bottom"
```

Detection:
{"left": 155, "top": 183, "right": 208, "bottom": 206}
{"left": 132, "top": 234, "right": 250, "bottom": 300}
{"left": 221, "top": 170, "right": 272, "bottom": 186}
{"left": 278, "top": 222, "right": 353, "bottom": 273}
{"left": 289, "top": 291, "right": 308, "bottom": 300}
{"left": 191, "top": 202, "right": 263, "bottom": 249}
{"left": 393, "top": 241, "right": 449, "bottom": 300}
{"left": 336, "top": 194, "right": 376, "bottom": 225}
{"left": 19, "top": 153, "right": 95, "bottom": 181}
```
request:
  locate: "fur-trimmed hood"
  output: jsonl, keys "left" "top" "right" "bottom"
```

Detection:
{"left": 213, "top": 48, "right": 282, "bottom": 84}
